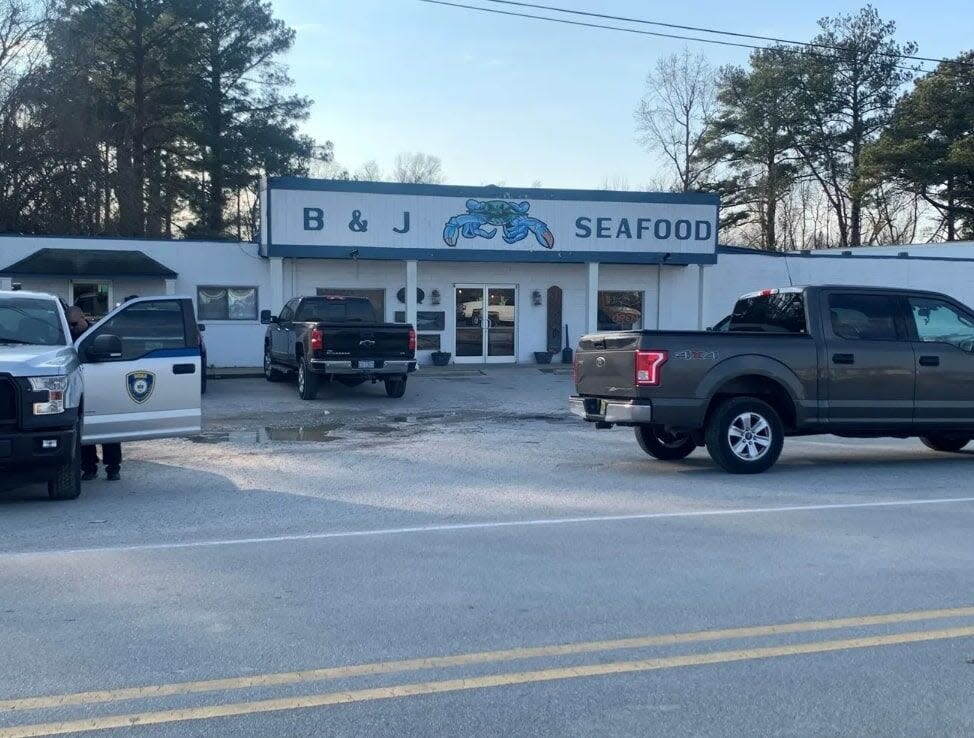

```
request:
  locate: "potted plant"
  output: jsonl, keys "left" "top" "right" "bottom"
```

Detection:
{"left": 534, "top": 350, "right": 553, "bottom": 364}
{"left": 430, "top": 351, "right": 451, "bottom": 366}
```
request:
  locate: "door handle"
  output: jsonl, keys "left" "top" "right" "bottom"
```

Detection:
{"left": 832, "top": 353, "right": 855, "bottom": 365}
{"left": 918, "top": 355, "right": 940, "bottom": 367}
{"left": 173, "top": 363, "right": 196, "bottom": 375}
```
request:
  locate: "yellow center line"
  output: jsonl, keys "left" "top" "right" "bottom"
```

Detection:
{"left": 1, "top": 625, "right": 972, "bottom": 738}
{"left": 2, "top": 605, "right": 973, "bottom": 713}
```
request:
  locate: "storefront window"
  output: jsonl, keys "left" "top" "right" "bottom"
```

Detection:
{"left": 197, "top": 286, "right": 258, "bottom": 321}
{"left": 598, "top": 291, "right": 644, "bottom": 331}
{"left": 317, "top": 288, "right": 385, "bottom": 320}
{"left": 72, "top": 281, "right": 111, "bottom": 320}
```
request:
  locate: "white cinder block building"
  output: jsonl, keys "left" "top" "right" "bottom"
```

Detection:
{"left": 2, "top": 177, "right": 973, "bottom": 369}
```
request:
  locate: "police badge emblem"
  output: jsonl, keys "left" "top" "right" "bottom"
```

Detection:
{"left": 126, "top": 371, "right": 155, "bottom": 404}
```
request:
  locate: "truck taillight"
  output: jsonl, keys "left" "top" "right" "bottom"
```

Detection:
{"left": 408, "top": 328, "right": 416, "bottom": 352}
{"left": 573, "top": 352, "right": 579, "bottom": 385}
{"left": 310, "top": 327, "right": 323, "bottom": 351}
{"left": 635, "top": 350, "right": 667, "bottom": 386}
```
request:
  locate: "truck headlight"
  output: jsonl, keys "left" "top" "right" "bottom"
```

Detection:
{"left": 28, "top": 376, "right": 67, "bottom": 415}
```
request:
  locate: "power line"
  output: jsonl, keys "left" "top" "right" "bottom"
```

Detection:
{"left": 417, "top": 0, "right": 784, "bottom": 53}
{"left": 480, "top": 0, "right": 974, "bottom": 70}
{"left": 415, "top": 0, "right": 966, "bottom": 77}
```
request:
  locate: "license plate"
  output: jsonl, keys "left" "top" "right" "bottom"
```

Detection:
{"left": 358, "top": 360, "right": 375, "bottom": 369}
{"left": 584, "top": 398, "right": 607, "bottom": 416}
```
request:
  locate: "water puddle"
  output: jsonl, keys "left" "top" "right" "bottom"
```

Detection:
{"left": 264, "top": 425, "right": 342, "bottom": 442}
{"left": 189, "top": 408, "right": 565, "bottom": 445}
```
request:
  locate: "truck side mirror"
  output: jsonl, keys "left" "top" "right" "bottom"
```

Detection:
{"left": 260, "top": 310, "right": 277, "bottom": 325}
{"left": 86, "top": 334, "right": 123, "bottom": 362}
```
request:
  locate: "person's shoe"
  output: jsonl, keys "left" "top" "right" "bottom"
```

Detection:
{"left": 106, "top": 469, "right": 121, "bottom": 482}
{"left": 81, "top": 470, "right": 97, "bottom": 481}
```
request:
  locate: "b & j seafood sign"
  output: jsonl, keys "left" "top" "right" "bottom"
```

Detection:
{"left": 261, "top": 178, "right": 719, "bottom": 264}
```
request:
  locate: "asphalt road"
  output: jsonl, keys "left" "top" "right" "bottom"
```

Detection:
{"left": 2, "top": 370, "right": 973, "bottom": 737}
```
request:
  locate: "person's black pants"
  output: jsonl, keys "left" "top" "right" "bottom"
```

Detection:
{"left": 81, "top": 443, "right": 122, "bottom": 474}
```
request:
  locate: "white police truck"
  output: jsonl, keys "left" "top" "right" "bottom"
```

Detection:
{"left": 0, "top": 291, "right": 202, "bottom": 499}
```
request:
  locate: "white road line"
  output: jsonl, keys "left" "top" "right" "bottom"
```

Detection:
{"left": 4, "top": 496, "right": 974, "bottom": 559}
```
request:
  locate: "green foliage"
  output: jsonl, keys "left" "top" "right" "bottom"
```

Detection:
{"left": 0, "top": 0, "right": 314, "bottom": 238}
{"left": 864, "top": 52, "right": 974, "bottom": 240}
{"left": 702, "top": 47, "right": 799, "bottom": 249}
{"left": 784, "top": 5, "right": 917, "bottom": 246}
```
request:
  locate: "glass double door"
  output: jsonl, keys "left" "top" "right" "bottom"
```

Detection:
{"left": 455, "top": 285, "right": 517, "bottom": 363}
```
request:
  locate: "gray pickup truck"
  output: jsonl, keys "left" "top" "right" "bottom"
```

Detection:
{"left": 570, "top": 285, "right": 974, "bottom": 473}
{"left": 261, "top": 295, "right": 417, "bottom": 400}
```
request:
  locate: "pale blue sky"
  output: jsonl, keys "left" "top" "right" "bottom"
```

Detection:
{"left": 273, "top": 0, "right": 973, "bottom": 189}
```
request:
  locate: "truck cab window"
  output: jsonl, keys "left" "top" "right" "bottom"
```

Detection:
{"left": 910, "top": 298, "right": 974, "bottom": 352}
{"left": 295, "top": 298, "right": 376, "bottom": 323}
{"left": 81, "top": 300, "right": 189, "bottom": 360}
{"left": 729, "top": 292, "right": 806, "bottom": 333}
{"left": 828, "top": 294, "right": 901, "bottom": 341}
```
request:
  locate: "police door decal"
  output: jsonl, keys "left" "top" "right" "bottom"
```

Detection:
{"left": 126, "top": 371, "right": 156, "bottom": 404}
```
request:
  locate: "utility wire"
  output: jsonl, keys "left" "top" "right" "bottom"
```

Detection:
{"left": 416, "top": 0, "right": 966, "bottom": 77}
{"left": 481, "top": 0, "right": 974, "bottom": 70}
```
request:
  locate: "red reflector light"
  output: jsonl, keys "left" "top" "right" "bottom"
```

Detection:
{"left": 635, "top": 350, "right": 667, "bottom": 386}
{"left": 408, "top": 328, "right": 416, "bottom": 352}
{"left": 310, "top": 327, "right": 323, "bottom": 351}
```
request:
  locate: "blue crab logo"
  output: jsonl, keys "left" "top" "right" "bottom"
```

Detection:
{"left": 443, "top": 199, "right": 555, "bottom": 249}
{"left": 126, "top": 371, "right": 155, "bottom": 404}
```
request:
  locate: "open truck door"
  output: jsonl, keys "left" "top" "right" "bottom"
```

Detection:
{"left": 76, "top": 296, "right": 202, "bottom": 443}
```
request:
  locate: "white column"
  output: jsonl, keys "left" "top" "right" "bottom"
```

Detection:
{"left": 269, "top": 257, "right": 285, "bottom": 311}
{"left": 585, "top": 262, "right": 599, "bottom": 335}
{"left": 696, "top": 264, "right": 706, "bottom": 330}
{"left": 0, "top": 277, "right": 12, "bottom": 291}
{"left": 405, "top": 260, "right": 418, "bottom": 328}
{"left": 164, "top": 279, "right": 176, "bottom": 295}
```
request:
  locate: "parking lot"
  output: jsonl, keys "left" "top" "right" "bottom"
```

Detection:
{"left": 2, "top": 368, "right": 974, "bottom": 736}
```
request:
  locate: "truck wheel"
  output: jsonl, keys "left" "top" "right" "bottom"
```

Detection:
{"left": 264, "top": 350, "right": 285, "bottom": 382}
{"left": 297, "top": 358, "right": 319, "bottom": 400}
{"left": 705, "top": 397, "right": 783, "bottom": 474}
{"left": 48, "top": 419, "right": 82, "bottom": 500}
{"left": 634, "top": 425, "right": 696, "bottom": 461}
{"left": 920, "top": 434, "right": 971, "bottom": 453}
{"left": 385, "top": 375, "right": 407, "bottom": 398}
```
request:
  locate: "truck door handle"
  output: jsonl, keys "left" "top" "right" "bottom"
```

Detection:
{"left": 918, "top": 355, "right": 940, "bottom": 367}
{"left": 172, "top": 363, "right": 196, "bottom": 375}
{"left": 832, "top": 353, "right": 855, "bottom": 365}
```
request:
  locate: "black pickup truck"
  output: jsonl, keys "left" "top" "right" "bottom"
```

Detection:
{"left": 570, "top": 285, "right": 974, "bottom": 473}
{"left": 261, "top": 295, "right": 416, "bottom": 400}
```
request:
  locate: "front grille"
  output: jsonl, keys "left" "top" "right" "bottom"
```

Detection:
{"left": 0, "top": 378, "right": 17, "bottom": 425}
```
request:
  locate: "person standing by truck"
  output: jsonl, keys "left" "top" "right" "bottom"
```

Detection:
{"left": 66, "top": 306, "right": 122, "bottom": 482}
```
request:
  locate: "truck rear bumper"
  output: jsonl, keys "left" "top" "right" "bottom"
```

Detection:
{"left": 308, "top": 360, "right": 417, "bottom": 376}
{"left": 0, "top": 427, "right": 75, "bottom": 482}
{"left": 569, "top": 396, "right": 653, "bottom": 425}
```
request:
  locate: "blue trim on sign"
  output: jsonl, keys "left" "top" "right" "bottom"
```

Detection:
{"left": 144, "top": 347, "right": 201, "bottom": 358}
{"left": 267, "top": 177, "right": 720, "bottom": 206}
{"left": 264, "top": 243, "right": 716, "bottom": 265}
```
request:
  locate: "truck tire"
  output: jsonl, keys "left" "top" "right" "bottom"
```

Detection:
{"left": 264, "top": 350, "right": 285, "bottom": 382}
{"left": 297, "top": 357, "right": 319, "bottom": 400}
{"left": 634, "top": 425, "right": 696, "bottom": 461}
{"left": 48, "top": 419, "right": 82, "bottom": 500}
{"left": 920, "top": 434, "right": 971, "bottom": 453}
{"left": 384, "top": 375, "right": 407, "bottom": 398}
{"left": 705, "top": 397, "right": 783, "bottom": 474}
